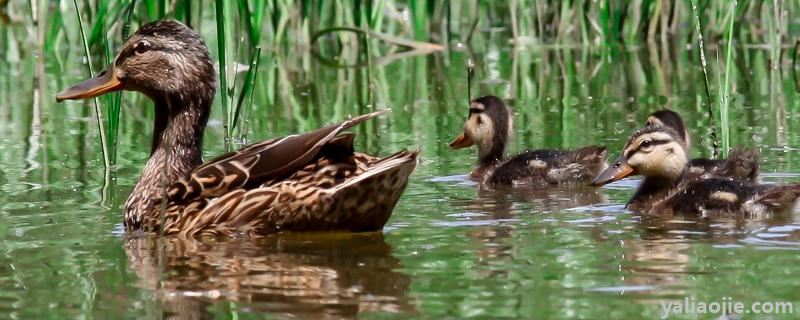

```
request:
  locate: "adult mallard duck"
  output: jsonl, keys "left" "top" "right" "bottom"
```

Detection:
{"left": 56, "top": 20, "right": 419, "bottom": 237}
{"left": 645, "top": 109, "right": 759, "bottom": 182}
{"left": 449, "top": 95, "right": 607, "bottom": 186}
{"left": 592, "top": 125, "right": 800, "bottom": 217}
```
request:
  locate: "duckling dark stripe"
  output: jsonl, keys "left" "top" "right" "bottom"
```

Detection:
{"left": 623, "top": 139, "right": 672, "bottom": 159}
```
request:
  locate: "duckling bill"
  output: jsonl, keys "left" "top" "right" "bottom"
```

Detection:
{"left": 592, "top": 125, "right": 800, "bottom": 217}
{"left": 450, "top": 95, "right": 607, "bottom": 186}
{"left": 56, "top": 20, "right": 419, "bottom": 237}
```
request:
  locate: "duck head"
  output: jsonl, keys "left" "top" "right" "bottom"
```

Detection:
{"left": 645, "top": 109, "right": 690, "bottom": 148}
{"left": 449, "top": 95, "right": 513, "bottom": 166}
{"left": 56, "top": 20, "right": 216, "bottom": 104}
{"left": 592, "top": 126, "right": 689, "bottom": 186}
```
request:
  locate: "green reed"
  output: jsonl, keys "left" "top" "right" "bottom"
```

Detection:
{"left": 213, "top": 0, "right": 232, "bottom": 146}
{"left": 690, "top": 0, "right": 720, "bottom": 158}
{"left": 107, "top": 0, "right": 137, "bottom": 163}
{"left": 71, "top": 0, "right": 111, "bottom": 170}
{"left": 719, "top": 1, "right": 738, "bottom": 155}
{"left": 232, "top": 46, "right": 262, "bottom": 140}
{"left": 794, "top": 39, "right": 800, "bottom": 93}
{"left": 11, "top": 0, "right": 800, "bottom": 164}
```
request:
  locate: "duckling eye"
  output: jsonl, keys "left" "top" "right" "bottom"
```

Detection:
{"left": 640, "top": 140, "right": 652, "bottom": 148}
{"left": 134, "top": 41, "right": 151, "bottom": 55}
{"left": 645, "top": 120, "right": 653, "bottom": 127}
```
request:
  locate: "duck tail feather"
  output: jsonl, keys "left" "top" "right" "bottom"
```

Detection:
{"left": 571, "top": 145, "right": 608, "bottom": 164}
{"left": 721, "top": 147, "right": 760, "bottom": 181}
{"left": 753, "top": 184, "right": 800, "bottom": 211}
{"left": 328, "top": 149, "right": 420, "bottom": 232}
{"left": 570, "top": 145, "right": 609, "bottom": 179}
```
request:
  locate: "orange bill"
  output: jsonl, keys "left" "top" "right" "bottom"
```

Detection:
{"left": 56, "top": 66, "right": 124, "bottom": 102}
{"left": 591, "top": 155, "right": 635, "bottom": 186}
{"left": 449, "top": 132, "right": 474, "bottom": 149}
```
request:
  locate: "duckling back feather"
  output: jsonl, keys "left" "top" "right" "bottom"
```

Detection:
{"left": 487, "top": 145, "right": 607, "bottom": 185}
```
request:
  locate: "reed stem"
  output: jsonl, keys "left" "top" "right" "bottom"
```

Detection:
{"left": 690, "top": 0, "right": 720, "bottom": 159}
{"left": 71, "top": 0, "right": 111, "bottom": 170}
{"left": 720, "top": 0, "right": 737, "bottom": 155}
{"left": 214, "top": 0, "right": 232, "bottom": 147}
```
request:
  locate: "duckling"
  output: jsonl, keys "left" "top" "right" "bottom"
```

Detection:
{"left": 449, "top": 95, "right": 607, "bottom": 186}
{"left": 645, "top": 109, "right": 759, "bottom": 182}
{"left": 592, "top": 125, "right": 800, "bottom": 217}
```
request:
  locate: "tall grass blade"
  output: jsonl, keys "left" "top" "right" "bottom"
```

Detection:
{"left": 720, "top": 0, "right": 737, "bottom": 155}
{"left": 690, "top": 0, "right": 720, "bottom": 158}
{"left": 467, "top": 58, "right": 474, "bottom": 102}
{"left": 793, "top": 39, "right": 799, "bottom": 93}
{"left": 232, "top": 47, "right": 262, "bottom": 135}
{"left": 105, "top": 0, "right": 137, "bottom": 164}
{"left": 214, "top": 0, "right": 231, "bottom": 146}
{"left": 103, "top": 23, "right": 118, "bottom": 163}
{"left": 71, "top": 0, "right": 110, "bottom": 170}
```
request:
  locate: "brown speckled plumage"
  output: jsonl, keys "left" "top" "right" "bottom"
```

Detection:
{"left": 57, "top": 20, "right": 419, "bottom": 236}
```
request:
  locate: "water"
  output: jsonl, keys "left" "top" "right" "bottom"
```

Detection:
{"left": 3, "top": 23, "right": 800, "bottom": 320}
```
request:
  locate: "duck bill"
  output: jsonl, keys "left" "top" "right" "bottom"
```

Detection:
{"left": 591, "top": 155, "right": 635, "bottom": 186}
{"left": 449, "top": 132, "right": 474, "bottom": 149}
{"left": 56, "top": 66, "right": 123, "bottom": 102}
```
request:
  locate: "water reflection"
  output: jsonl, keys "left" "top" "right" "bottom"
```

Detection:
{"left": 594, "top": 209, "right": 799, "bottom": 311}
{"left": 448, "top": 179, "right": 609, "bottom": 218}
{"left": 124, "top": 233, "right": 415, "bottom": 319}
{"left": 445, "top": 181, "right": 610, "bottom": 277}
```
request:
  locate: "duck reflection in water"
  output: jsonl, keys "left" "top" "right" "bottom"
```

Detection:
{"left": 123, "top": 232, "right": 415, "bottom": 319}
{"left": 601, "top": 213, "right": 795, "bottom": 307}
{"left": 446, "top": 184, "right": 607, "bottom": 276}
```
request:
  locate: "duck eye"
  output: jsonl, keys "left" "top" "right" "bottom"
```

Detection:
{"left": 640, "top": 140, "right": 652, "bottom": 148}
{"left": 134, "top": 41, "right": 151, "bottom": 55}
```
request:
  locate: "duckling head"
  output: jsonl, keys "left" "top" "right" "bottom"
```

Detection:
{"left": 645, "top": 109, "right": 690, "bottom": 148}
{"left": 57, "top": 20, "right": 216, "bottom": 104}
{"left": 449, "top": 95, "right": 513, "bottom": 165}
{"left": 592, "top": 126, "right": 689, "bottom": 186}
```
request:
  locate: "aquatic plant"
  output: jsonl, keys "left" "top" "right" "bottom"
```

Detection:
{"left": 7, "top": 0, "right": 799, "bottom": 162}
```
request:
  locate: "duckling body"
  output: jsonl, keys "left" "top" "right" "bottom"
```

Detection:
{"left": 450, "top": 95, "right": 607, "bottom": 186}
{"left": 645, "top": 110, "right": 759, "bottom": 182}
{"left": 482, "top": 147, "right": 609, "bottom": 185}
{"left": 593, "top": 126, "right": 799, "bottom": 217}
{"left": 56, "top": 20, "right": 418, "bottom": 237}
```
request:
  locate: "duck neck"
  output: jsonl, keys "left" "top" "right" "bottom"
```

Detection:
{"left": 124, "top": 92, "right": 211, "bottom": 229}
{"left": 628, "top": 176, "right": 680, "bottom": 208}
{"left": 478, "top": 138, "right": 506, "bottom": 167}
{"left": 150, "top": 93, "right": 209, "bottom": 167}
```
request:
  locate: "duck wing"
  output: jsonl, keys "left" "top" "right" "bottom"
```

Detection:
{"left": 716, "top": 147, "right": 760, "bottom": 182}
{"left": 685, "top": 148, "right": 760, "bottom": 182}
{"left": 167, "top": 110, "right": 389, "bottom": 202}
{"left": 162, "top": 149, "right": 419, "bottom": 237}
{"left": 487, "top": 145, "right": 607, "bottom": 185}
{"left": 651, "top": 178, "right": 800, "bottom": 217}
